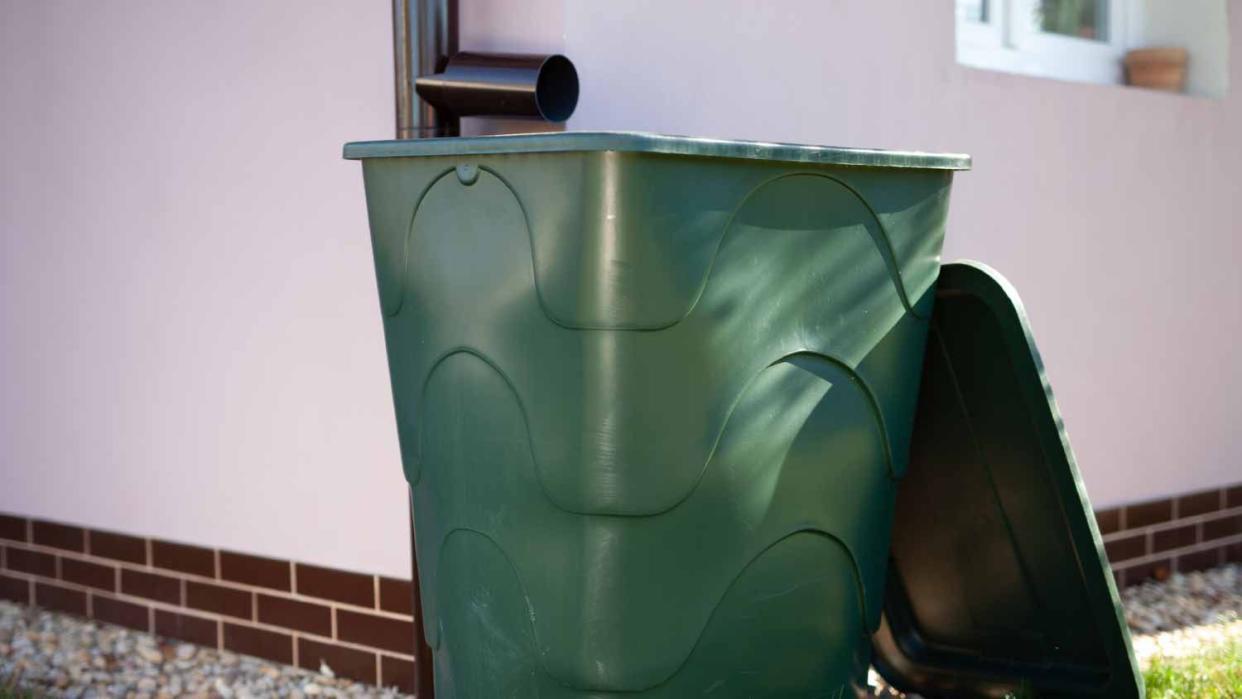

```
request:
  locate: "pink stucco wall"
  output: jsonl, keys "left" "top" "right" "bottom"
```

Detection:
{"left": 2, "top": 1, "right": 1239, "bottom": 577}
{"left": 0, "top": 1, "right": 406, "bottom": 575}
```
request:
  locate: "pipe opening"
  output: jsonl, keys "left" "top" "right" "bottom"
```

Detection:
{"left": 535, "top": 54, "right": 579, "bottom": 122}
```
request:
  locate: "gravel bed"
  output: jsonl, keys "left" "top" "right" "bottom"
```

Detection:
{"left": 4, "top": 564, "right": 1240, "bottom": 696}
{"left": 0, "top": 601, "right": 409, "bottom": 698}
{"left": 1121, "top": 563, "right": 1241, "bottom": 635}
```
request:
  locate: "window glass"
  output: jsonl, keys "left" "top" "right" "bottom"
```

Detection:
{"left": 958, "top": 0, "right": 990, "bottom": 23}
{"left": 1035, "top": 0, "right": 1108, "bottom": 41}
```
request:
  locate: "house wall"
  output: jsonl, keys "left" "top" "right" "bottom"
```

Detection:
{"left": 0, "top": 1, "right": 405, "bottom": 576}
{"left": 1134, "top": 0, "right": 1231, "bottom": 97}
{"left": 2, "top": 0, "right": 1240, "bottom": 585}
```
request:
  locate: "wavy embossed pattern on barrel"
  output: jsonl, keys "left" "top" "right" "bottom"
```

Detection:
{"left": 413, "top": 348, "right": 893, "bottom": 691}
{"left": 432, "top": 529, "right": 864, "bottom": 697}
{"left": 383, "top": 167, "right": 923, "bottom": 517}
{"left": 361, "top": 153, "right": 951, "bottom": 330}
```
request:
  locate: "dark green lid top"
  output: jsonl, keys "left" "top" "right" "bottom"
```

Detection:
{"left": 342, "top": 131, "right": 971, "bottom": 170}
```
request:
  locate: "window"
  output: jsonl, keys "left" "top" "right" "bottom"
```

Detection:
{"left": 957, "top": 0, "right": 1127, "bottom": 84}
{"left": 956, "top": 0, "right": 1232, "bottom": 97}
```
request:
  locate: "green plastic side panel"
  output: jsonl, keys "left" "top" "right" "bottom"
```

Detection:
{"left": 355, "top": 140, "right": 955, "bottom": 696}
{"left": 873, "top": 262, "right": 1143, "bottom": 699}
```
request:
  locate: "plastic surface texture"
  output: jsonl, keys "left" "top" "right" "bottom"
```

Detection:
{"left": 348, "top": 132, "right": 962, "bottom": 696}
{"left": 873, "top": 262, "right": 1143, "bottom": 699}
{"left": 344, "top": 130, "right": 971, "bottom": 170}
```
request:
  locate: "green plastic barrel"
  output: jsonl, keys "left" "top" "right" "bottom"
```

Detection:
{"left": 344, "top": 132, "right": 970, "bottom": 697}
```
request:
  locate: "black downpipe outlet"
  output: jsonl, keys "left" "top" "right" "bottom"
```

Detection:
{"left": 415, "top": 52, "right": 579, "bottom": 123}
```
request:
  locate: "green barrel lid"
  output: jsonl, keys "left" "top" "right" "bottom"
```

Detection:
{"left": 874, "top": 262, "right": 1143, "bottom": 698}
{"left": 343, "top": 131, "right": 971, "bottom": 170}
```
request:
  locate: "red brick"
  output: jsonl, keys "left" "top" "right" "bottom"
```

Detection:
{"left": 257, "top": 594, "right": 331, "bottom": 636}
{"left": 1177, "top": 548, "right": 1223, "bottom": 573}
{"left": 88, "top": 530, "right": 147, "bottom": 565}
{"left": 0, "top": 515, "right": 27, "bottom": 543}
{"left": 378, "top": 578, "right": 414, "bottom": 615}
{"left": 156, "top": 609, "right": 219, "bottom": 648}
{"left": 336, "top": 609, "right": 416, "bottom": 655}
{"left": 152, "top": 540, "right": 216, "bottom": 578}
{"left": 0, "top": 574, "right": 30, "bottom": 604}
{"left": 220, "top": 551, "right": 290, "bottom": 591}
{"left": 31, "top": 521, "right": 84, "bottom": 552}
{"left": 35, "top": 581, "right": 87, "bottom": 615}
{"left": 121, "top": 569, "right": 182, "bottom": 605}
{"left": 5, "top": 547, "right": 56, "bottom": 578}
{"left": 1176, "top": 489, "right": 1222, "bottom": 518}
{"left": 295, "top": 564, "right": 374, "bottom": 607}
{"left": 60, "top": 557, "right": 116, "bottom": 592}
{"left": 1103, "top": 534, "right": 1146, "bottom": 564}
{"left": 297, "top": 638, "right": 378, "bottom": 684}
{"left": 1152, "top": 524, "right": 1197, "bottom": 553}
{"left": 223, "top": 623, "right": 292, "bottom": 665}
{"left": 186, "top": 581, "right": 252, "bottom": 620}
{"left": 1125, "top": 499, "right": 1173, "bottom": 528}
{"left": 1227, "top": 485, "right": 1242, "bottom": 508}
{"left": 380, "top": 655, "right": 416, "bottom": 694}
{"left": 92, "top": 595, "right": 150, "bottom": 632}
{"left": 1204, "top": 513, "right": 1242, "bottom": 541}
{"left": 1227, "top": 542, "right": 1242, "bottom": 563}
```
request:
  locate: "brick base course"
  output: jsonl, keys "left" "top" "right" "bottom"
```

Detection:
{"left": 0, "top": 515, "right": 419, "bottom": 693}
{"left": 1095, "top": 484, "right": 1242, "bottom": 588}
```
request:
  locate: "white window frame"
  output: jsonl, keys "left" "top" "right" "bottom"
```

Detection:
{"left": 957, "top": 0, "right": 1129, "bottom": 85}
